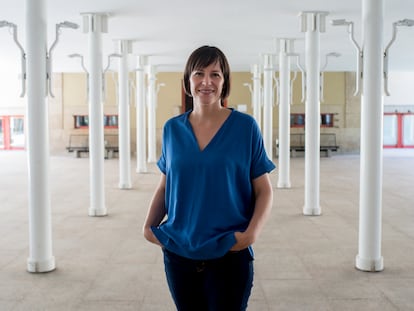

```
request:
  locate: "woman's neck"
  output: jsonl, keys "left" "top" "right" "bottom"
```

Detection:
{"left": 191, "top": 100, "right": 224, "bottom": 119}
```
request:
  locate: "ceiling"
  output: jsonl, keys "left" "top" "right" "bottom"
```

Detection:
{"left": 1, "top": 0, "right": 414, "bottom": 74}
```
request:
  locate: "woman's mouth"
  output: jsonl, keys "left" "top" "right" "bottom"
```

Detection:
{"left": 198, "top": 89, "right": 214, "bottom": 95}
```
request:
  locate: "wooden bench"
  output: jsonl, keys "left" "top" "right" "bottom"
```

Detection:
{"left": 290, "top": 133, "right": 339, "bottom": 157}
{"left": 103, "top": 134, "right": 119, "bottom": 159}
{"left": 66, "top": 134, "right": 119, "bottom": 159}
{"left": 66, "top": 134, "right": 89, "bottom": 158}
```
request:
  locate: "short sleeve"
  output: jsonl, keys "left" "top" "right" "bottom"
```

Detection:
{"left": 250, "top": 120, "right": 276, "bottom": 179}
{"left": 157, "top": 124, "right": 167, "bottom": 174}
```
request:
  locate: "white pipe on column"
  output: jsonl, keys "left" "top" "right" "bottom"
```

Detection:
{"left": 356, "top": 0, "right": 384, "bottom": 272}
{"left": 136, "top": 55, "right": 147, "bottom": 173}
{"left": 262, "top": 54, "right": 274, "bottom": 159}
{"left": 277, "top": 39, "right": 293, "bottom": 189}
{"left": 252, "top": 64, "right": 261, "bottom": 130}
{"left": 300, "top": 11, "right": 328, "bottom": 216}
{"left": 116, "top": 40, "right": 132, "bottom": 189}
{"left": 25, "top": 0, "right": 55, "bottom": 273}
{"left": 82, "top": 13, "right": 107, "bottom": 216}
{"left": 147, "top": 64, "right": 157, "bottom": 163}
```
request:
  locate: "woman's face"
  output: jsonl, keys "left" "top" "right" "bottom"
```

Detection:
{"left": 189, "top": 61, "right": 224, "bottom": 107}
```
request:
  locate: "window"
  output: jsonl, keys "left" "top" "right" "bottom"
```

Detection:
{"left": 291, "top": 114, "right": 305, "bottom": 127}
{"left": 74, "top": 115, "right": 118, "bottom": 129}
{"left": 104, "top": 115, "right": 118, "bottom": 128}
{"left": 321, "top": 113, "right": 335, "bottom": 127}
{"left": 74, "top": 115, "right": 89, "bottom": 128}
{"left": 0, "top": 115, "right": 25, "bottom": 150}
{"left": 290, "top": 113, "right": 335, "bottom": 128}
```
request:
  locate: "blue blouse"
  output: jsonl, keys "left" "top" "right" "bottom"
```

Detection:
{"left": 153, "top": 109, "right": 275, "bottom": 260}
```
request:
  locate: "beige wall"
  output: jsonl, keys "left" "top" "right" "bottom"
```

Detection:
{"left": 48, "top": 70, "right": 360, "bottom": 155}
{"left": 227, "top": 72, "right": 254, "bottom": 114}
{"left": 156, "top": 72, "right": 183, "bottom": 127}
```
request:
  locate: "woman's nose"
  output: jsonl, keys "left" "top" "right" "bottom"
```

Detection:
{"left": 201, "top": 75, "right": 211, "bottom": 85}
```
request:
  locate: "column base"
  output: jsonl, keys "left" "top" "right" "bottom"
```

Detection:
{"left": 27, "top": 256, "right": 56, "bottom": 273}
{"left": 119, "top": 182, "right": 132, "bottom": 189}
{"left": 277, "top": 181, "right": 291, "bottom": 188}
{"left": 303, "top": 206, "right": 321, "bottom": 216}
{"left": 355, "top": 254, "right": 384, "bottom": 272}
{"left": 136, "top": 167, "right": 148, "bottom": 174}
{"left": 88, "top": 207, "right": 108, "bottom": 217}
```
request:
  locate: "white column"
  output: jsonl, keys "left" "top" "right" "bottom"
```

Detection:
{"left": 356, "top": 0, "right": 384, "bottom": 272}
{"left": 116, "top": 40, "right": 132, "bottom": 189}
{"left": 262, "top": 54, "right": 274, "bottom": 159}
{"left": 25, "top": 0, "right": 55, "bottom": 273}
{"left": 136, "top": 55, "right": 147, "bottom": 173}
{"left": 300, "top": 11, "right": 328, "bottom": 216}
{"left": 277, "top": 39, "right": 293, "bottom": 189}
{"left": 82, "top": 13, "right": 107, "bottom": 216}
{"left": 252, "top": 64, "right": 261, "bottom": 130}
{"left": 147, "top": 64, "right": 157, "bottom": 163}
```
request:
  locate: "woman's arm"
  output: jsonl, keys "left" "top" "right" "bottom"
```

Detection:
{"left": 231, "top": 173, "right": 273, "bottom": 251}
{"left": 143, "top": 174, "right": 167, "bottom": 246}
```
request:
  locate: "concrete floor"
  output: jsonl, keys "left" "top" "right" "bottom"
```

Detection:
{"left": 0, "top": 150, "right": 414, "bottom": 311}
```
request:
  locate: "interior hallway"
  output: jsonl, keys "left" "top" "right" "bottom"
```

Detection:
{"left": 0, "top": 150, "right": 414, "bottom": 311}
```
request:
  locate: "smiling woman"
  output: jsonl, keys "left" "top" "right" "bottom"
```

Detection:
{"left": 143, "top": 45, "right": 276, "bottom": 311}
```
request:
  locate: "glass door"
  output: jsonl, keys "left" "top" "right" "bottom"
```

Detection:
{"left": 0, "top": 115, "right": 25, "bottom": 150}
{"left": 402, "top": 114, "right": 414, "bottom": 147}
{"left": 10, "top": 116, "right": 25, "bottom": 149}
{"left": 383, "top": 114, "right": 398, "bottom": 147}
{"left": 384, "top": 113, "right": 414, "bottom": 148}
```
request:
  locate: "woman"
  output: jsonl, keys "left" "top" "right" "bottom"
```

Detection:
{"left": 143, "top": 45, "right": 275, "bottom": 311}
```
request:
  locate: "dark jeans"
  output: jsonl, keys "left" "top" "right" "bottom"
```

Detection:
{"left": 162, "top": 248, "right": 254, "bottom": 311}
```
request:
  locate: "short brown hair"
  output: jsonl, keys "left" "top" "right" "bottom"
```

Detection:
{"left": 183, "top": 46, "right": 231, "bottom": 100}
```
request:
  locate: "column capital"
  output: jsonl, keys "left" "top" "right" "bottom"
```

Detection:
{"left": 262, "top": 54, "right": 276, "bottom": 70}
{"left": 275, "top": 38, "right": 296, "bottom": 53}
{"left": 146, "top": 64, "right": 157, "bottom": 78}
{"left": 299, "top": 11, "right": 329, "bottom": 33}
{"left": 250, "top": 64, "right": 261, "bottom": 77}
{"left": 136, "top": 55, "right": 148, "bottom": 69}
{"left": 81, "top": 12, "right": 109, "bottom": 33}
{"left": 114, "top": 40, "right": 133, "bottom": 54}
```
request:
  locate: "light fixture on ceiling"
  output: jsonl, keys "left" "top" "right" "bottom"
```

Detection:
{"left": 320, "top": 52, "right": 341, "bottom": 102}
{"left": 384, "top": 19, "right": 414, "bottom": 95}
{"left": 330, "top": 19, "right": 362, "bottom": 96}
{"left": 286, "top": 52, "right": 306, "bottom": 103}
{"left": 0, "top": 20, "right": 26, "bottom": 97}
{"left": 48, "top": 21, "right": 79, "bottom": 98}
{"left": 68, "top": 53, "right": 89, "bottom": 97}
{"left": 102, "top": 53, "right": 122, "bottom": 101}
{"left": 68, "top": 53, "right": 87, "bottom": 73}
{"left": 395, "top": 18, "right": 414, "bottom": 27}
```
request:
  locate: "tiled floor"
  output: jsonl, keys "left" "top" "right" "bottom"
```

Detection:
{"left": 0, "top": 150, "right": 413, "bottom": 310}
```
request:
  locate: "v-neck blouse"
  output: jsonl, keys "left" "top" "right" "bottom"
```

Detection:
{"left": 187, "top": 109, "right": 232, "bottom": 152}
{"left": 153, "top": 109, "right": 275, "bottom": 260}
